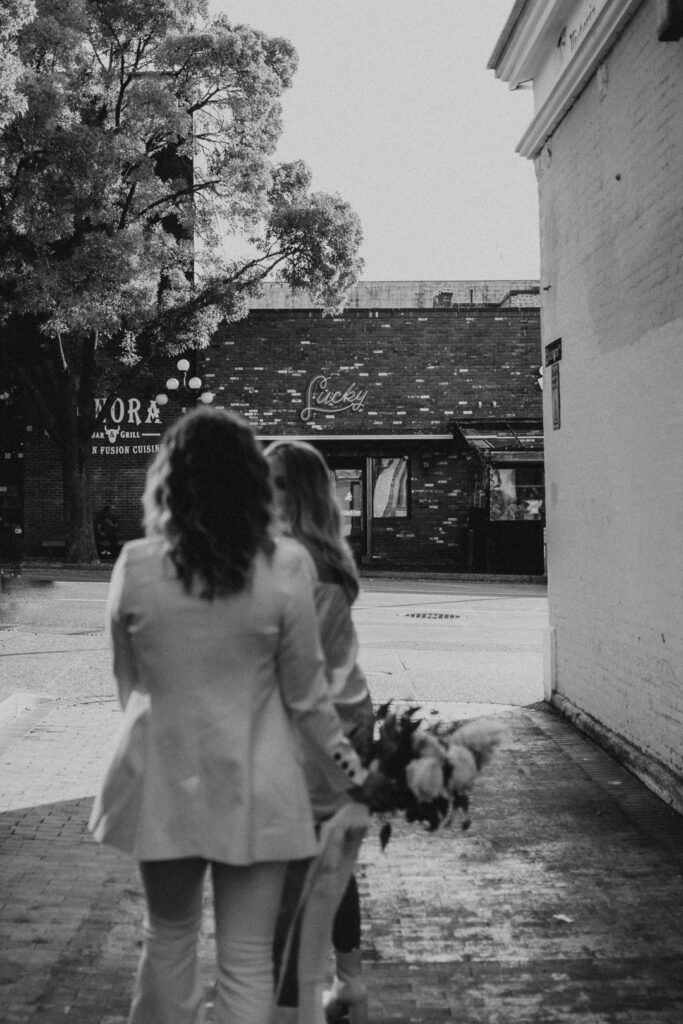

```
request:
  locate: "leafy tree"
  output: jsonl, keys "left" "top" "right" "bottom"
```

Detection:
{"left": 0, "top": 0, "right": 364, "bottom": 562}
{"left": 0, "top": 0, "right": 35, "bottom": 129}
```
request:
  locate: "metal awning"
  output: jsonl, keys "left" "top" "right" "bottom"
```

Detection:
{"left": 257, "top": 434, "right": 453, "bottom": 443}
{"left": 451, "top": 419, "right": 544, "bottom": 458}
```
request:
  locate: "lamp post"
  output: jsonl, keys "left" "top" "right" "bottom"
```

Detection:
{"left": 155, "top": 358, "right": 214, "bottom": 408}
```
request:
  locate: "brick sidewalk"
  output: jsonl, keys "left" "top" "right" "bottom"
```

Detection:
{"left": 2, "top": 698, "right": 683, "bottom": 1022}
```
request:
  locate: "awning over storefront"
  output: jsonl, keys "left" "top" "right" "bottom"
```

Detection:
{"left": 256, "top": 434, "right": 453, "bottom": 443}
{"left": 451, "top": 420, "right": 544, "bottom": 462}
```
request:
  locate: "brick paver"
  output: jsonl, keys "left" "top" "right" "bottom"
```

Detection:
{"left": 2, "top": 697, "right": 683, "bottom": 1022}
{"left": 359, "top": 706, "right": 683, "bottom": 1022}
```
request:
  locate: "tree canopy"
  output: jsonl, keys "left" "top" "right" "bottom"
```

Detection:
{"left": 0, "top": 0, "right": 364, "bottom": 561}
{"left": 0, "top": 0, "right": 35, "bottom": 129}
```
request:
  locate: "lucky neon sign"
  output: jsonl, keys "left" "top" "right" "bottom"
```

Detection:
{"left": 300, "top": 374, "right": 369, "bottom": 422}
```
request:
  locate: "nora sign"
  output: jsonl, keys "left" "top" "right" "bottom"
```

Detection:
{"left": 300, "top": 374, "right": 368, "bottom": 422}
{"left": 91, "top": 395, "right": 163, "bottom": 455}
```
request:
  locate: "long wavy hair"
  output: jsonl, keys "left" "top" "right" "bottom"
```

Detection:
{"left": 143, "top": 408, "right": 273, "bottom": 599}
{"left": 263, "top": 440, "right": 360, "bottom": 604}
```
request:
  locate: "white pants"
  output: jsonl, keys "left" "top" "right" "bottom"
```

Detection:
{"left": 128, "top": 857, "right": 287, "bottom": 1024}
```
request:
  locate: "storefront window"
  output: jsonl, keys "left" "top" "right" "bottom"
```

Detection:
{"left": 489, "top": 466, "right": 544, "bottom": 522}
{"left": 333, "top": 469, "right": 364, "bottom": 538}
{"left": 372, "top": 457, "right": 408, "bottom": 518}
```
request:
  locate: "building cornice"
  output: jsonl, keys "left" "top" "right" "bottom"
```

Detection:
{"left": 490, "top": 0, "right": 644, "bottom": 159}
{"left": 489, "top": 0, "right": 560, "bottom": 88}
{"left": 487, "top": 0, "right": 530, "bottom": 71}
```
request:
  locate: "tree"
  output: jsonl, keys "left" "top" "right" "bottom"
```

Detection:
{"left": 0, "top": 0, "right": 35, "bottom": 129}
{"left": 0, "top": 0, "right": 364, "bottom": 562}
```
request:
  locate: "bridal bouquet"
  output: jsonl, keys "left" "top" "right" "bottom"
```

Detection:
{"left": 365, "top": 703, "right": 505, "bottom": 848}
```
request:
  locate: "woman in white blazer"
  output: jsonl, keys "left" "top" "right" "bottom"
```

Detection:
{"left": 88, "top": 409, "right": 375, "bottom": 1024}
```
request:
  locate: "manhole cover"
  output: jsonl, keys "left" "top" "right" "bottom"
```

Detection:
{"left": 404, "top": 612, "right": 459, "bottom": 619}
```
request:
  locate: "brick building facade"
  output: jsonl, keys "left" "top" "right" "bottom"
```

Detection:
{"left": 491, "top": 1, "right": 683, "bottom": 807}
{"left": 189, "top": 285, "right": 543, "bottom": 573}
{"left": 14, "top": 357, "right": 181, "bottom": 559}
{"left": 10, "top": 281, "right": 543, "bottom": 573}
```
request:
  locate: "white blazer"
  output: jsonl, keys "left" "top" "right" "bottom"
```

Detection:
{"left": 88, "top": 535, "right": 365, "bottom": 863}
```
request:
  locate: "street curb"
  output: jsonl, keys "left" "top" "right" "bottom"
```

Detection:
{"left": 3, "top": 560, "right": 547, "bottom": 586}
{"left": 360, "top": 570, "right": 547, "bottom": 584}
{"left": 2, "top": 561, "right": 114, "bottom": 582}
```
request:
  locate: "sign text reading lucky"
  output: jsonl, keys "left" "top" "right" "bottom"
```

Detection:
{"left": 300, "top": 375, "right": 368, "bottom": 422}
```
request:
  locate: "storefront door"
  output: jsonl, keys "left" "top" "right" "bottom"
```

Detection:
{"left": 327, "top": 460, "right": 367, "bottom": 564}
{"left": 468, "top": 461, "right": 546, "bottom": 575}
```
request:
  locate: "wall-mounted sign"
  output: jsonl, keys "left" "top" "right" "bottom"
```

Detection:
{"left": 551, "top": 364, "right": 561, "bottom": 430}
{"left": 300, "top": 375, "right": 368, "bottom": 423}
{"left": 557, "top": 0, "right": 606, "bottom": 64}
{"left": 91, "top": 396, "right": 163, "bottom": 455}
{"left": 545, "top": 338, "right": 562, "bottom": 365}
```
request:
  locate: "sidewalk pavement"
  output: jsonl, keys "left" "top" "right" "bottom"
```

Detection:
{"left": 2, "top": 692, "right": 683, "bottom": 1023}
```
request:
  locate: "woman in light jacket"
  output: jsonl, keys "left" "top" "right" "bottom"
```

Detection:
{"left": 265, "top": 440, "right": 374, "bottom": 1024}
{"left": 89, "top": 409, "right": 374, "bottom": 1024}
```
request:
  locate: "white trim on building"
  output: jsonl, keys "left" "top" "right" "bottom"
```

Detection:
{"left": 490, "top": 0, "right": 644, "bottom": 158}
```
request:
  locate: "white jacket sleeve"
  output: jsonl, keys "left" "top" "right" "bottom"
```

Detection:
{"left": 276, "top": 545, "right": 368, "bottom": 793}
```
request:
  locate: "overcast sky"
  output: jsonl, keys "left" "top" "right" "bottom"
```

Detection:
{"left": 210, "top": 0, "right": 540, "bottom": 281}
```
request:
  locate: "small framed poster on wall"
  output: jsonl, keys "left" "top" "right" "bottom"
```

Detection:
{"left": 551, "top": 363, "right": 561, "bottom": 429}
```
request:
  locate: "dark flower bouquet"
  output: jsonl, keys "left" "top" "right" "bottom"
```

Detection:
{"left": 364, "top": 703, "right": 505, "bottom": 848}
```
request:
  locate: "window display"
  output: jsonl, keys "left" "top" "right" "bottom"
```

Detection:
{"left": 372, "top": 457, "right": 408, "bottom": 518}
{"left": 489, "top": 466, "right": 544, "bottom": 521}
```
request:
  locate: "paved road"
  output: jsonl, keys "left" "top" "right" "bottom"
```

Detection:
{"left": 356, "top": 580, "right": 547, "bottom": 707}
{"left": 0, "top": 576, "right": 547, "bottom": 707}
{"left": 0, "top": 579, "right": 111, "bottom": 704}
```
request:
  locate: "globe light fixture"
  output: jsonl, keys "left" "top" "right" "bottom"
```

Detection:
{"left": 155, "top": 358, "right": 214, "bottom": 407}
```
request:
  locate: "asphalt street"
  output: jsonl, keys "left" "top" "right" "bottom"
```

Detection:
{"left": 0, "top": 574, "right": 547, "bottom": 708}
{"left": 355, "top": 579, "right": 546, "bottom": 708}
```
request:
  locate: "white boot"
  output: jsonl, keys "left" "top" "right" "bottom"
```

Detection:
{"left": 322, "top": 949, "right": 367, "bottom": 1023}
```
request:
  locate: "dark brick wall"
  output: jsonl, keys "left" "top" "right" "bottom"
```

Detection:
{"left": 21, "top": 360, "right": 176, "bottom": 553}
{"left": 203, "top": 307, "right": 541, "bottom": 432}
{"left": 366, "top": 449, "right": 470, "bottom": 568}
{"left": 22, "top": 437, "right": 155, "bottom": 553}
{"left": 20, "top": 306, "right": 542, "bottom": 570}
{"left": 23, "top": 435, "right": 63, "bottom": 544}
{"left": 200, "top": 306, "right": 542, "bottom": 570}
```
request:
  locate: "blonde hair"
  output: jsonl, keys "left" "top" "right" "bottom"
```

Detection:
{"left": 263, "top": 440, "right": 360, "bottom": 603}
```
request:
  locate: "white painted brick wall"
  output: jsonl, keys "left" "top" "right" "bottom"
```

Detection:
{"left": 538, "top": 1, "right": 683, "bottom": 775}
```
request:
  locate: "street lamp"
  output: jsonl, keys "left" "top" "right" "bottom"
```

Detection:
{"left": 155, "top": 358, "right": 214, "bottom": 407}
